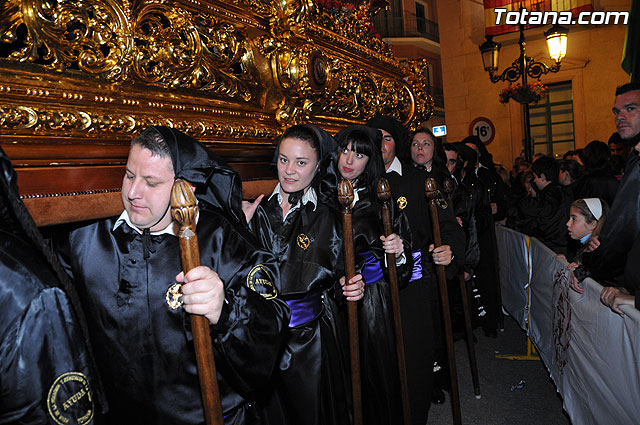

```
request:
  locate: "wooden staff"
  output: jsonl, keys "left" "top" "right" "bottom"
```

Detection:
{"left": 425, "top": 177, "right": 461, "bottom": 425}
{"left": 337, "top": 178, "right": 362, "bottom": 425}
{"left": 171, "top": 179, "right": 224, "bottom": 425}
{"left": 377, "top": 177, "right": 412, "bottom": 425}
{"left": 442, "top": 178, "right": 481, "bottom": 399}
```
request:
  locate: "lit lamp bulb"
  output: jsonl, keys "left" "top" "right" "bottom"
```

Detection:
{"left": 545, "top": 24, "right": 569, "bottom": 63}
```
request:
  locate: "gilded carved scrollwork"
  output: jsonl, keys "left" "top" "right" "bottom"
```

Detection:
{"left": 132, "top": 4, "right": 254, "bottom": 100}
{"left": 0, "top": 0, "right": 132, "bottom": 80}
{"left": 403, "top": 59, "right": 435, "bottom": 131}
{"left": 0, "top": 104, "right": 279, "bottom": 141}
{"left": 1, "top": 0, "right": 433, "bottom": 138}
{"left": 268, "top": 43, "right": 332, "bottom": 123}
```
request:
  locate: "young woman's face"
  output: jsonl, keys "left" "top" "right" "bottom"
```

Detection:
{"left": 410, "top": 132, "right": 435, "bottom": 166}
{"left": 566, "top": 206, "right": 597, "bottom": 240}
{"left": 277, "top": 137, "right": 319, "bottom": 194}
{"left": 338, "top": 142, "right": 369, "bottom": 181}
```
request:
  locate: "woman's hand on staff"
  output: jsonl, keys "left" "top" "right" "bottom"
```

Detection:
{"left": 241, "top": 194, "right": 264, "bottom": 223}
{"left": 429, "top": 244, "right": 452, "bottom": 266}
{"left": 380, "top": 233, "right": 404, "bottom": 258}
{"left": 177, "top": 266, "right": 226, "bottom": 325}
{"left": 340, "top": 274, "right": 365, "bottom": 301}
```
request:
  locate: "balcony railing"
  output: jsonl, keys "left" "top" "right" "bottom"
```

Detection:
{"left": 374, "top": 14, "right": 439, "bottom": 43}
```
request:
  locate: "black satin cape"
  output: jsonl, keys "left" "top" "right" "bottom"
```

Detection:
{"left": 56, "top": 210, "right": 289, "bottom": 425}
{"left": 250, "top": 195, "right": 351, "bottom": 425}
{"left": 350, "top": 186, "right": 412, "bottom": 425}
{"left": 0, "top": 146, "right": 103, "bottom": 424}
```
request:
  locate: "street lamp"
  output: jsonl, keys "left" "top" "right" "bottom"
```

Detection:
{"left": 479, "top": 23, "right": 569, "bottom": 161}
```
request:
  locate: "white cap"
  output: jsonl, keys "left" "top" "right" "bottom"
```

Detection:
{"left": 583, "top": 198, "right": 603, "bottom": 220}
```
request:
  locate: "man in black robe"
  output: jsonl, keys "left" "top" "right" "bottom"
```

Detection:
{"left": 56, "top": 126, "right": 290, "bottom": 425}
{"left": 0, "top": 146, "right": 106, "bottom": 424}
{"left": 578, "top": 83, "right": 640, "bottom": 313}
{"left": 367, "top": 116, "right": 465, "bottom": 425}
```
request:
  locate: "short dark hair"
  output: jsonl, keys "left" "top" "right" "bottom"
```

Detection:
{"left": 532, "top": 156, "right": 558, "bottom": 183}
{"left": 615, "top": 82, "right": 640, "bottom": 96}
{"left": 443, "top": 142, "right": 458, "bottom": 153}
{"left": 559, "top": 159, "right": 582, "bottom": 182}
{"left": 131, "top": 127, "right": 171, "bottom": 159}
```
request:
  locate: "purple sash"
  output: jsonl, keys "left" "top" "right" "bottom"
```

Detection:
{"left": 409, "top": 250, "right": 422, "bottom": 282}
{"left": 285, "top": 290, "right": 323, "bottom": 328}
{"left": 358, "top": 250, "right": 383, "bottom": 285}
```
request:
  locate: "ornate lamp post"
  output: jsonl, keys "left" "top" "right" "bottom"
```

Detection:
{"left": 479, "top": 22, "right": 568, "bottom": 162}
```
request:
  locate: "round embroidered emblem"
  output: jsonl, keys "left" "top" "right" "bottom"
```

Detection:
{"left": 47, "top": 372, "right": 94, "bottom": 425}
{"left": 247, "top": 264, "right": 278, "bottom": 299}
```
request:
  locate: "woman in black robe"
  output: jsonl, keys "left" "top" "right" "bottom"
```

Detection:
{"left": 334, "top": 124, "right": 412, "bottom": 425}
{"left": 245, "top": 124, "right": 365, "bottom": 425}
{"left": 366, "top": 115, "right": 465, "bottom": 424}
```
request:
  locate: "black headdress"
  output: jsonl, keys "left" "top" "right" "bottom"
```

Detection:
{"left": 461, "top": 135, "right": 495, "bottom": 168}
{"left": 365, "top": 115, "right": 409, "bottom": 161}
{"left": 141, "top": 126, "right": 246, "bottom": 225}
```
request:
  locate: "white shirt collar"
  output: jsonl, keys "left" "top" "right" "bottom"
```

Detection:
{"left": 268, "top": 183, "right": 317, "bottom": 220}
{"left": 113, "top": 207, "right": 199, "bottom": 236}
{"left": 386, "top": 157, "right": 403, "bottom": 176}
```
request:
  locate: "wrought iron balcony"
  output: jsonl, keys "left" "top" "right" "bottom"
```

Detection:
{"left": 374, "top": 14, "right": 439, "bottom": 43}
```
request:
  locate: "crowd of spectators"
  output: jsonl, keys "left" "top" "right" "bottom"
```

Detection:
{"left": 492, "top": 83, "right": 640, "bottom": 316}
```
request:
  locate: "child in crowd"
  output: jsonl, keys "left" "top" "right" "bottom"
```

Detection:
{"left": 565, "top": 198, "right": 609, "bottom": 294}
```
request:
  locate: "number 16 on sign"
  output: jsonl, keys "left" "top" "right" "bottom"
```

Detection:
{"left": 469, "top": 117, "right": 495, "bottom": 145}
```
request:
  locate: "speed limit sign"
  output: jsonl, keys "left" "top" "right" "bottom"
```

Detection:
{"left": 468, "top": 117, "right": 495, "bottom": 145}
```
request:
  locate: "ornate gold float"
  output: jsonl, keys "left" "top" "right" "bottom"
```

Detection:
{"left": 0, "top": 0, "right": 433, "bottom": 224}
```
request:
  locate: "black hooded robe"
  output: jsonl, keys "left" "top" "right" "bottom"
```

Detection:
{"left": 250, "top": 196, "right": 352, "bottom": 425}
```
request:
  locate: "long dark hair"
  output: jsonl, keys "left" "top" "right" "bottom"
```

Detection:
{"left": 335, "top": 125, "right": 385, "bottom": 196}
